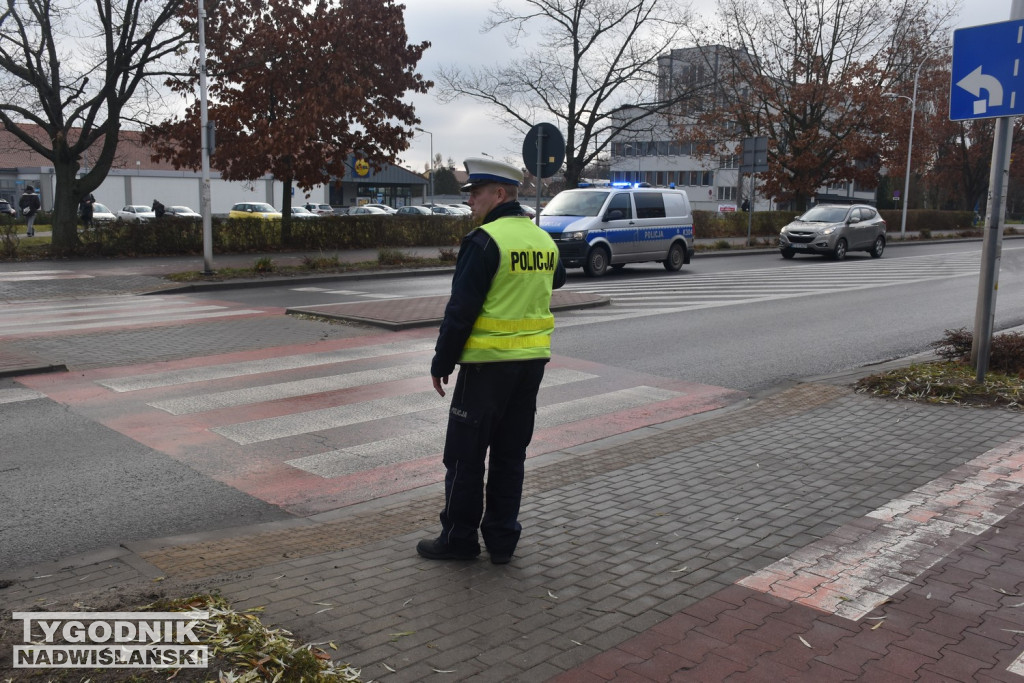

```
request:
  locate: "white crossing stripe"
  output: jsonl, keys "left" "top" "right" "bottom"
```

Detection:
{"left": 0, "top": 388, "right": 46, "bottom": 404}
{"left": 0, "top": 270, "right": 93, "bottom": 282}
{"left": 213, "top": 391, "right": 441, "bottom": 445}
{"left": 285, "top": 380, "right": 667, "bottom": 478}
{"left": 99, "top": 339, "right": 436, "bottom": 392}
{"left": 148, "top": 361, "right": 427, "bottom": 415}
{"left": 215, "top": 367, "right": 602, "bottom": 447}
{"left": 0, "top": 295, "right": 266, "bottom": 338}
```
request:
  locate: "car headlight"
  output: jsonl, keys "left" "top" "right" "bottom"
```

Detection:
{"left": 818, "top": 226, "right": 838, "bottom": 235}
{"left": 569, "top": 231, "right": 587, "bottom": 241}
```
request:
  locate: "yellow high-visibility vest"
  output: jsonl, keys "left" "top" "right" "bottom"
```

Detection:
{"left": 460, "top": 216, "right": 559, "bottom": 363}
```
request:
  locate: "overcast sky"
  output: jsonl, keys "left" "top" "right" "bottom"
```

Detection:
{"left": 398, "top": 0, "right": 1013, "bottom": 174}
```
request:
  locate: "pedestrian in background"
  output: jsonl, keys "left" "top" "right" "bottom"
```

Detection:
{"left": 79, "top": 193, "right": 95, "bottom": 230}
{"left": 18, "top": 185, "right": 41, "bottom": 237}
{"left": 417, "top": 157, "right": 566, "bottom": 565}
{"left": 152, "top": 199, "right": 166, "bottom": 218}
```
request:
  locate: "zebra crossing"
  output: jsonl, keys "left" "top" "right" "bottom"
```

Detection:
{"left": 16, "top": 335, "right": 744, "bottom": 515}
{"left": 0, "top": 295, "right": 274, "bottom": 339}
{"left": 554, "top": 249, "right": 994, "bottom": 327}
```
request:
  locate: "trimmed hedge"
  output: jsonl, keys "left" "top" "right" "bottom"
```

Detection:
{"left": 693, "top": 209, "right": 976, "bottom": 240}
{"left": 77, "top": 215, "right": 475, "bottom": 257}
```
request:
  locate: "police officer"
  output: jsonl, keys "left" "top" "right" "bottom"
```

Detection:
{"left": 417, "top": 157, "right": 566, "bottom": 565}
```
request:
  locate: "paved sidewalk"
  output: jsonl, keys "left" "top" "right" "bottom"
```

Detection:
{"left": 3, "top": 243, "right": 1024, "bottom": 680}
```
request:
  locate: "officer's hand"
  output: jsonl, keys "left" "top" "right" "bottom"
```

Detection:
{"left": 432, "top": 375, "right": 448, "bottom": 397}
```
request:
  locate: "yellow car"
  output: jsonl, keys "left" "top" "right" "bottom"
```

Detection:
{"left": 228, "top": 202, "right": 282, "bottom": 219}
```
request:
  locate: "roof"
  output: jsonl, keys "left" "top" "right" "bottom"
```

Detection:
{"left": 0, "top": 123, "right": 181, "bottom": 171}
{"left": 0, "top": 123, "right": 427, "bottom": 183}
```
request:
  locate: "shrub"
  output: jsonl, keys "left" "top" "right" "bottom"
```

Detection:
{"left": 0, "top": 221, "right": 19, "bottom": 258}
{"left": 253, "top": 256, "right": 274, "bottom": 273}
{"left": 301, "top": 253, "right": 340, "bottom": 269}
{"left": 438, "top": 246, "right": 457, "bottom": 262}
{"left": 932, "top": 327, "right": 1024, "bottom": 375}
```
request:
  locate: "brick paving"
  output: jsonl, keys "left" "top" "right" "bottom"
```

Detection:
{"left": 2, "top": 255, "right": 1024, "bottom": 681}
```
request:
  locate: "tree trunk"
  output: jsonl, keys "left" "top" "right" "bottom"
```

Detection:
{"left": 50, "top": 161, "right": 83, "bottom": 255}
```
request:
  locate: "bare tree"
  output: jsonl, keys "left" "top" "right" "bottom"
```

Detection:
{"left": 0, "top": 0, "right": 188, "bottom": 252}
{"left": 436, "top": 0, "right": 693, "bottom": 188}
{"left": 688, "top": 0, "right": 958, "bottom": 209}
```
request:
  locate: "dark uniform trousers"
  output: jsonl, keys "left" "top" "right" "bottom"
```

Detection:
{"left": 440, "top": 358, "right": 548, "bottom": 556}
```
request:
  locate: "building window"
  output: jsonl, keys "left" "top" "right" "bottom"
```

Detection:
{"left": 717, "top": 186, "right": 737, "bottom": 201}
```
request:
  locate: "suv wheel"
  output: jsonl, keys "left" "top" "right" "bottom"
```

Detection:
{"left": 831, "top": 238, "right": 848, "bottom": 261}
{"left": 869, "top": 235, "right": 885, "bottom": 258}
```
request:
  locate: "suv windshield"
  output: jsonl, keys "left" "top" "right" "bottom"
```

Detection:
{"left": 799, "top": 206, "right": 849, "bottom": 223}
{"left": 543, "top": 191, "right": 610, "bottom": 217}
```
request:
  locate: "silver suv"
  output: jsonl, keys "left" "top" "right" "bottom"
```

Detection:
{"left": 779, "top": 204, "right": 886, "bottom": 260}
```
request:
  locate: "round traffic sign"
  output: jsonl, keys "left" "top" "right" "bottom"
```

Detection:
{"left": 522, "top": 123, "right": 565, "bottom": 178}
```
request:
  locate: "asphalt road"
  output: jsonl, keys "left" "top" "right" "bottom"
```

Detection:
{"left": 191, "top": 240, "right": 1024, "bottom": 393}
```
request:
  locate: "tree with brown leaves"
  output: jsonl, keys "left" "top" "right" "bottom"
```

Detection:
{"left": 148, "top": 0, "right": 430, "bottom": 240}
{"left": 688, "top": 0, "right": 958, "bottom": 210}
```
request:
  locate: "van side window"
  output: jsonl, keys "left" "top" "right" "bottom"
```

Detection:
{"left": 634, "top": 192, "right": 666, "bottom": 219}
{"left": 605, "top": 192, "right": 632, "bottom": 220}
{"left": 663, "top": 193, "right": 689, "bottom": 217}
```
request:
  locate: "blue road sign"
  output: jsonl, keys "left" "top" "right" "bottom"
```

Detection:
{"left": 950, "top": 19, "right": 1024, "bottom": 120}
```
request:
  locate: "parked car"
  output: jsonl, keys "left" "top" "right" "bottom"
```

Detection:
{"left": 395, "top": 205, "right": 434, "bottom": 216}
{"left": 229, "top": 202, "right": 282, "bottom": 219}
{"left": 91, "top": 203, "right": 117, "bottom": 223}
{"left": 348, "top": 206, "right": 388, "bottom": 215}
{"left": 778, "top": 204, "right": 886, "bottom": 260}
{"left": 303, "top": 203, "right": 334, "bottom": 216}
{"left": 429, "top": 205, "right": 460, "bottom": 216}
{"left": 0, "top": 199, "right": 16, "bottom": 217}
{"left": 165, "top": 205, "right": 202, "bottom": 219}
{"left": 520, "top": 203, "right": 537, "bottom": 218}
{"left": 363, "top": 203, "right": 396, "bottom": 214}
{"left": 290, "top": 206, "right": 318, "bottom": 219}
{"left": 117, "top": 205, "right": 156, "bottom": 222}
{"left": 445, "top": 204, "right": 472, "bottom": 215}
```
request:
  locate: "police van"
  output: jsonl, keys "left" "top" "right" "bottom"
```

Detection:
{"left": 539, "top": 186, "right": 694, "bottom": 276}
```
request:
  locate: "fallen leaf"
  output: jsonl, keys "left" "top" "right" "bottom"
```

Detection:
{"left": 798, "top": 635, "right": 812, "bottom": 648}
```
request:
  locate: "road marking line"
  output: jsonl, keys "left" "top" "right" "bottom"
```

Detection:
{"left": 97, "top": 339, "right": 436, "bottom": 392}
{"left": 0, "top": 388, "right": 46, "bottom": 404}
{"left": 286, "top": 384, "right": 676, "bottom": 477}
{"left": 737, "top": 434, "right": 1024, "bottom": 621}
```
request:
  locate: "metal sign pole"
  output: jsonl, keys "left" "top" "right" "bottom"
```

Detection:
{"left": 535, "top": 128, "right": 544, "bottom": 225}
{"left": 971, "top": 115, "right": 1012, "bottom": 380}
{"left": 198, "top": 0, "right": 214, "bottom": 274}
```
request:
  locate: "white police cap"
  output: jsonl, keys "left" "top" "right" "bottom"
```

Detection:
{"left": 460, "top": 157, "right": 524, "bottom": 191}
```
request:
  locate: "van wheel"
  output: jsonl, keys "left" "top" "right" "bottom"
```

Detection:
{"left": 584, "top": 246, "right": 610, "bottom": 277}
{"left": 663, "top": 242, "right": 685, "bottom": 271}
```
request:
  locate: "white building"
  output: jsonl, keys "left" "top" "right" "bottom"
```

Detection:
{"left": 0, "top": 126, "right": 427, "bottom": 214}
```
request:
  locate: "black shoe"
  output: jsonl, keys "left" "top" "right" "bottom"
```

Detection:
{"left": 416, "top": 538, "right": 479, "bottom": 561}
{"left": 489, "top": 550, "right": 513, "bottom": 565}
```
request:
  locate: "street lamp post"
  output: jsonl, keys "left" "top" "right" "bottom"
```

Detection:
{"left": 415, "top": 127, "right": 434, "bottom": 205}
{"left": 623, "top": 143, "right": 642, "bottom": 184}
{"left": 883, "top": 49, "right": 939, "bottom": 239}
